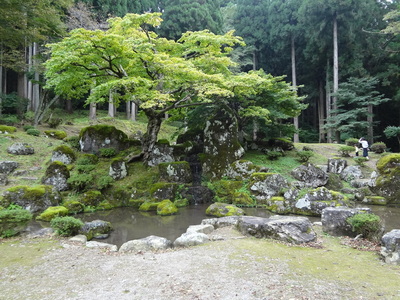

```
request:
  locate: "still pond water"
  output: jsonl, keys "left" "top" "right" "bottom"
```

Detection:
{"left": 75, "top": 203, "right": 400, "bottom": 247}
{"left": 27, "top": 204, "right": 400, "bottom": 248}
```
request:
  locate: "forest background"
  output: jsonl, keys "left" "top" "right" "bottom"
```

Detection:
{"left": 2, "top": 0, "right": 400, "bottom": 151}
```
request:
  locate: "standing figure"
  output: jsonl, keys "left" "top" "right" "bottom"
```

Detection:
{"left": 359, "top": 137, "right": 369, "bottom": 160}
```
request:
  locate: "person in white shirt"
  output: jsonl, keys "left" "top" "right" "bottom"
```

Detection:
{"left": 359, "top": 137, "right": 369, "bottom": 160}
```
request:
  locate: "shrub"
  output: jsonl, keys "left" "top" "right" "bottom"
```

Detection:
{"left": 297, "top": 150, "right": 314, "bottom": 162}
{"left": 0, "top": 125, "right": 17, "bottom": 133}
{"left": 26, "top": 128, "right": 40, "bottom": 136}
{"left": 354, "top": 157, "right": 368, "bottom": 167}
{"left": 99, "top": 147, "right": 117, "bottom": 157}
{"left": 76, "top": 154, "right": 98, "bottom": 165}
{"left": 36, "top": 206, "right": 69, "bottom": 222}
{"left": 63, "top": 200, "right": 85, "bottom": 214}
{"left": 50, "top": 216, "right": 84, "bottom": 236}
{"left": 23, "top": 125, "right": 35, "bottom": 131}
{"left": 338, "top": 145, "right": 355, "bottom": 157}
{"left": 345, "top": 138, "right": 359, "bottom": 146}
{"left": 96, "top": 175, "right": 114, "bottom": 190}
{"left": 44, "top": 130, "right": 67, "bottom": 140}
{"left": 80, "top": 190, "right": 104, "bottom": 206}
{"left": 75, "top": 164, "right": 96, "bottom": 173}
{"left": 265, "top": 150, "right": 283, "bottom": 160}
{"left": 370, "top": 142, "right": 386, "bottom": 154}
{"left": 65, "top": 136, "right": 80, "bottom": 150}
{"left": 346, "top": 213, "right": 382, "bottom": 242}
{"left": 0, "top": 114, "right": 19, "bottom": 126}
{"left": 47, "top": 117, "right": 63, "bottom": 128}
{"left": 0, "top": 208, "right": 33, "bottom": 238}
{"left": 67, "top": 173, "right": 93, "bottom": 192}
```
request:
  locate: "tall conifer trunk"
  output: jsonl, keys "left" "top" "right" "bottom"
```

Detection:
{"left": 332, "top": 12, "right": 340, "bottom": 143}
{"left": 291, "top": 35, "right": 299, "bottom": 143}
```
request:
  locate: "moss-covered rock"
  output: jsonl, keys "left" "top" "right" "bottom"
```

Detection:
{"left": 79, "top": 219, "right": 112, "bottom": 240}
{"left": 42, "top": 161, "right": 70, "bottom": 191}
{"left": 158, "top": 161, "right": 192, "bottom": 183}
{"left": 44, "top": 130, "right": 67, "bottom": 140}
{"left": 0, "top": 125, "right": 17, "bottom": 134}
{"left": 373, "top": 154, "right": 400, "bottom": 204}
{"left": 79, "top": 125, "right": 130, "bottom": 154}
{"left": 208, "top": 180, "right": 243, "bottom": 203}
{"left": 226, "top": 160, "right": 265, "bottom": 180}
{"left": 139, "top": 201, "right": 160, "bottom": 212}
{"left": 201, "top": 105, "right": 245, "bottom": 180}
{"left": 325, "top": 173, "right": 344, "bottom": 191}
{"left": 51, "top": 145, "right": 76, "bottom": 164}
{"left": 205, "top": 202, "right": 245, "bottom": 217}
{"left": 36, "top": 206, "right": 69, "bottom": 221}
{"left": 292, "top": 187, "right": 350, "bottom": 216}
{"left": 0, "top": 185, "right": 61, "bottom": 213}
{"left": 63, "top": 200, "right": 85, "bottom": 214}
{"left": 150, "top": 182, "right": 179, "bottom": 200}
{"left": 264, "top": 196, "right": 292, "bottom": 214}
{"left": 232, "top": 191, "right": 254, "bottom": 206}
{"left": 362, "top": 196, "right": 387, "bottom": 206}
{"left": 248, "top": 173, "right": 289, "bottom": 203}
{"left": 174, "top": 198, "right": 189, "bottom": 207}
{"left": 79, "top": 190, "right": 104, "bottom": 207}
{"left": 157, "top": 199, "right": 178, "bottom": 216}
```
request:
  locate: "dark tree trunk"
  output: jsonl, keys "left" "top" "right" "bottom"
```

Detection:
{"left": 142, "top": 109, "right": 163, "bottom": 164}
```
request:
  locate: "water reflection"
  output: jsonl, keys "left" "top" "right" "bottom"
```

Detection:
{"left": 26, "top": 204, "right": 400, "bottom": 248}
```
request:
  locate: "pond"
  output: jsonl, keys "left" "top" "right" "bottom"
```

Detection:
{"left": 26, "top": 204, "right": 400, "bottom": 248}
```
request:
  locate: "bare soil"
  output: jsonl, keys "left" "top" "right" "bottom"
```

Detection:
{"left": 1, "top": 227, "right": 400, "bottom": 300}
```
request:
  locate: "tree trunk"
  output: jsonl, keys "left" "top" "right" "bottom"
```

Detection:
{"left": 0, "top": 46, "right": 3, "bottom": 116}
{"left": 332, "top": 12, "right": 340, "bottom": 143}
{"left": 326, "top": 61, "right": 332, "bottom": 143}
{"left": 66, "top": 99, "right": 73, "bottom": 114}
{"left": 318, "top": 80, "right": 326, "bottom": 143}
{"left": 89, "top": 102, "right": 96, "bottom": 120}
{"left": 130, "top": 102, "right": 137, "bottom": 121}
{"left": 367, "top": 104, "right": 373, "bottom": 143}
{"left": 126, "top": 101, "right": 131, "bottom": 119}
{"left": 142, "top": 110, "right": 163, "bottom": 164}
{"left": 108, "top": 90, "right": 115, "bottom": 117}
{"left": 252, "top": 50, "right": 257, "bottom": 71}
{"left": 291, "top": 35, "right": 299, "bottom": 143}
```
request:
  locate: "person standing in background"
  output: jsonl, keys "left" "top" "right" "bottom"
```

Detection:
{"left": 359, "top": 137, "right": 369, "bottom": 160}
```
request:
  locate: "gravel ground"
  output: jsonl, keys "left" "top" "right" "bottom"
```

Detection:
{"left": 1, "top": 227, "right": 399, "bottom": 300}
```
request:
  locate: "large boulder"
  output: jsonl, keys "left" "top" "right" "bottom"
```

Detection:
{"left": 109, "top": 159, "right": 128, "bottom": 180}
{"left": 327, "top": 158, "right": 347, "bottom": 174}
{"left": 381, "top": 229, "right": 400, "bottom": 265}
{"left": 0, "top": 174, "right": 8, "bottom": 186}
{"left": 7, "top": 143, "right": 34, "bottom": 155}
{"left": 51, "top": 145, "right": 76, "bottom": 165}
{"left": 205, "top": 202, "right": 245, "bottom": 217}
{"left": 158, "top": 161, "right": 192, "bottom": 183}
{"left": 226, "top": 160, "right": 267, "bottom": 180}
{"left": 292, "top": 187, "right": 349, "bottom": 216}
{"left": 119, "top": 235, "right": 172, "bottom": 253}
{"left": 79, "top": 125, "right": 130, "bottom": 154}
{"left": 180, "top": 186, "right": 214, "bottom": 205}
{"left": 79, "top": 220, "right": 113, "bottom": 240}
{"left": 201, "top": 105, "right": 244, "bottom": 179}
{"left": 0, "top": 161, "right": 19, "bottom": 174}
{"left": 173, "top": 232, "right": 210, "bottom": 247}
{"left": 0, "top": 185, "right": 61, "bottom": 213}
{"left": 236, "top": 215, "right": 316, "bottom": 244}
{"left": 248, "top": 173, "right": 289, "bottom": 203}
{"left": 147, "top": 140, "right": 175, "bottom": 167}
{"left": 372, "top": 154, "right": 400, "bottom": 204}
{"left": 340, "top": 166, "right": 363, "bottom": 182}
{"left": 41, "top": 161, "right": 70, "bottom": 191}
{"left": 201, "top": 216, "right": 240, "bottom": 229}
{"left": 291, "top": 163, "right": 328, "bottom": 188}
{"left": 321, "top": 207, "right": 371, "bottom": 237}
